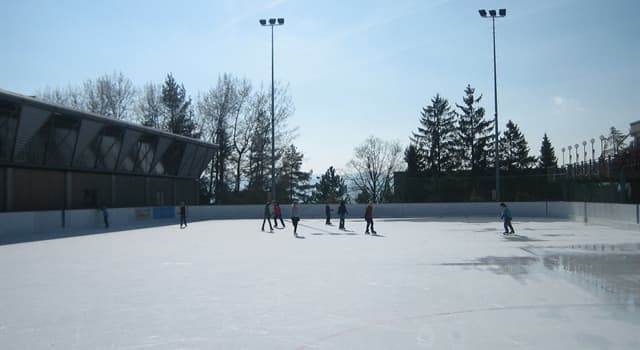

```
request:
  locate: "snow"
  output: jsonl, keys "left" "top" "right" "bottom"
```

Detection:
{"left": 1, "top": 218, "right": 639, "bottom": 349}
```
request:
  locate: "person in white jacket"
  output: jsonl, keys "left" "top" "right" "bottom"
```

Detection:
{"left": 291, "top": 200, "right": 301, "bottom": 237}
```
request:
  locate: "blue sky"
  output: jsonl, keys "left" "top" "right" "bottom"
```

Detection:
{"left": 1, "top": 0, "right": 638, "bottom": 174}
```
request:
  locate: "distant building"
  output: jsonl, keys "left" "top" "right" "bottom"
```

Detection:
{"left": 0, "top": 89, "right": 217, "bottom": 212}
{"left": 630, "top": 121, "right": 640, "bottom": 148}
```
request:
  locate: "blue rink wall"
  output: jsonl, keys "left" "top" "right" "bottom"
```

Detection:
{"left": 1, "top": 202, "right": 639, "bottom": 237}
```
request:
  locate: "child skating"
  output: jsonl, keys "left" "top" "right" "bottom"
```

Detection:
{"left": 500, "top": 202, "right": 515, "bottom": 235}
{"left": 273, "top": 201, "right": 285, "bottom": 228}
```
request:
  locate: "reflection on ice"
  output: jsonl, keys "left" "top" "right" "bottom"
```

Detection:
{"left": 448, "top": 243, "right": 640, "bottom": 309}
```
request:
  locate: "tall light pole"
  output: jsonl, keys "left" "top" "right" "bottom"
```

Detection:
{"left": 260, "top": 17, "right": 284, "bottom": 202}
{"left": 479, "top": 8, "right": 506, "bottom": 201}
{"left": 561, "top": 147, "right": 566, "bottom": 167}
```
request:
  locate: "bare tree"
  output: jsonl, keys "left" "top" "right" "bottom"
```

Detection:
{"left": 348, "top": 136, "right": 403, "bottom": 203}
{"left": 229, "top": 79, "right": 254, "bottom": 192}
{"left": 84, "top": 72, "right": 136, "bottom": 120}
{"left": 137, "top": 83, "right": 163, "bottom": 128}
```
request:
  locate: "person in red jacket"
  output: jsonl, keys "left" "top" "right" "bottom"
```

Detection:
{"left": 364, "top": 199, "right": 376, "bottom": 235}
{"left": 273, "top": 201, "right": 285, "bottom": 228}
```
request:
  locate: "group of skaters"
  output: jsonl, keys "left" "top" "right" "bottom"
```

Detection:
{"left": 262, "top": 199, "right": 377, "bottom": 237}
{"left": 261, "top": 200, "right": 515, "bottom": 237}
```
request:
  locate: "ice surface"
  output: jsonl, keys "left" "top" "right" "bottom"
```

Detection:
{"left": 1, "top": 218, "right": 639, "bottom": 349}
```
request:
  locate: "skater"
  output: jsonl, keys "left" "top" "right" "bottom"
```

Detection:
{"left": 179, "top": 202, "right": 187, "bottom": 228}
{"left": 291, "top": 200, "right": 301, "bottom": 237}
{"left": 261, "top": 201, "right": 273, "bottom": 232}
{"left": 500, "top": 202, "right": 515, "bottom": 234}
{"left": 325, "top": 203, "right": 333, "bottom": 225}
{"left": 337, "top": 200, "right": 348, "bottom": 230}
{"left": 364, "top": 199, "right": 376, "bottom": 234}
{"left": 100, "top": 206, "right": 109, "bottom": 228}
{"left": 273, "top": 201, "right": 285, "bottom": 228}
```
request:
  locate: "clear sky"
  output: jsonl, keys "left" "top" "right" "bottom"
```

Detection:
{"left": 1, "top": 0, "right": 638, "bottom": 174}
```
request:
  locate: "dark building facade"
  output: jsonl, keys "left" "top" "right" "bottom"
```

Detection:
{"left": 0, "top": 89, "right": 217, "bottom": 212}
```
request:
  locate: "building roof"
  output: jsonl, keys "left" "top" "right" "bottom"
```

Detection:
{"left": 0, "top": 88, "right": 217, "bottom": 179}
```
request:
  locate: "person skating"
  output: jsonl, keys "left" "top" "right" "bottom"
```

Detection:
{"left": 100, "top": 206, "right": 109, "bottom": 228}
{"left": 261, "top": 201, "right": 273, "bottom": 232}
{"left": 179, "top": 202, "right": 187, "bottom": 228}
{"left": 337, "top": 200, "right": 348, "bottom": 230}
{"left": 364, "top": 199, "right": 376, "bottom": 234}
{"left": 291, "top": 200, "right": 301, "bottom": 237}
{"left": 500, "top": 202, "right": 515, "bottom": 234}
{"left": 273, "top": 201, "right": 285, "bottom": 228}
{"left": 325, "top": 203, "right": 333, "bottom": 225}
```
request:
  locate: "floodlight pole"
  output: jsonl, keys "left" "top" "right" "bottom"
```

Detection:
{"left": 260, "top": 18, "right": 284, "bottom": 202}
{"left": 479, "top": 8, "right": 506, "bottom": 201}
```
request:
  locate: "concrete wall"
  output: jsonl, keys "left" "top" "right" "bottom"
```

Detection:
{"left": 2, "top": 201, "right": 639, "bottom": 239}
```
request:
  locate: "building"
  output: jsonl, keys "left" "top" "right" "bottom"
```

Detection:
{"left": 0, "top": 89, "right": 217, "bottom": 212}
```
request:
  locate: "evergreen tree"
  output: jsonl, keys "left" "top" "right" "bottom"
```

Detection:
{"left": 161, "top": 73, "right": 200, "bottom": 138}
{"left": 312, "top": 166, "right": 348, "bottom": 203}
{"left": 412, "top": 94, "right": 458, "bottom": 174}
{"left": 454, "top": 85, "right": 493, "bottom": 174}
{"left": 500, "top": 120, "right": 536, "bottom": 171}
{"left": 404, "top": 143, "right": 426, "bottom": 176}
{"left": 277, "top": 145, "right": 313, "bottom": 203}
{"left": 538, "top": 133, "right": 558, "bottom": 169}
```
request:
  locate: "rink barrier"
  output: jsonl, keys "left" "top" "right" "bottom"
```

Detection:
{"left": 1, "top": 201, "right": 639, "bottom": 238}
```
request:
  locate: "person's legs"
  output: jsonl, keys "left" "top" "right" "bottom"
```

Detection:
{"left": 365, "top": 219, "right": 371, "bottom": 233}
{"left": 503, "top": 220, "right": 509, "bottom": 233}
{"left": 371, "top": 219, "right": 376, "bottom": 234}
{"left": 279, "top": 216, "right": 285, "bottom": 227}
{"left": 507, "top": 218, "right": 515, "bottom": 233}
{"left": 262, "top": 217, "right": 267, "bottom": 231}
{"left": 339, "top": 216, "right": 345, "bottom": 229}
{"left": 292, "top": 218, "right": 299, "bottom": 235}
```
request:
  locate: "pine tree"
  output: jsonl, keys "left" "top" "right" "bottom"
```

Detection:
{"left": 538, "top": 133, "right": 558, "bottom": 169}
{"left": 455, "top": 85, "right": 493, "bottom": 174}
{"left": 404, "top": 144, "right": 426, "bottom": 176}
{"left": 311, "top": 166, "right": 348, "bottom": 203}
{"left": 161, "top": 73, "right": 200, "bottom": 138}
{"left": 278, "top": 145, "right": 313, "bottom": 203}
{"left": 500, "top": 120, "right": 536, "bottom": 171}
{"left": 412, "top": 94, "right": 458, "bottom": 174}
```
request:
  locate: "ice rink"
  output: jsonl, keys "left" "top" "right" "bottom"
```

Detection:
{"left": 1, "top": 217, "right": 639, "bottom": 349}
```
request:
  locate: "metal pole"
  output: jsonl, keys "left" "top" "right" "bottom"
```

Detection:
{"left": 492, "top": 16, "right": 500, "bottom": 201}
{"left": 271, "top": 25, "right": 276, "bottom": 202}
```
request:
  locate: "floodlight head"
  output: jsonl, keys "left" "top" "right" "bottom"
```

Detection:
{"left": 277, "top": 18, "right": 284, "bottom": 25}
{"left": 489, "top": 9, "right": 497, "bottom": 16}
{"left": 499, "top": 9, "right": 506, "bottom": 17}
{"left": 478, "top": 9, "right": 487, "bottom": 17}
{"left": 259, "top": 19, "right": 267, "bottom": 25}
{"left": 269, "top": 18, "right": 276, "bottom": 25}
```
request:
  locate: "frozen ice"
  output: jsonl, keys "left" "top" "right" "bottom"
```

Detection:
{"left": 1, "top": 218, "right": 639, "bottom": 349}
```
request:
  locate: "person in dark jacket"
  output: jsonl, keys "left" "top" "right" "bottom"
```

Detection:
{"left": 337, "top": 200, "right": 348, "bottom": 230}
{"left": 500, "top": 202, "right": 515, "bottom": 234}
{"left": 179, "top": 202, "right": 187, "bottom": 228}
{"left": 273, "top": 201, "right": 285, "bottom": 228}
{"left": 261, "top": 201, "right": 273, "bottom": 232}
{"left": 101, "top": 206, "right": 109, "bottom": 228}
{"left": 364, "top": 200, "right": 376, "bottom": 234}
{"left": 325, "top": 203, "right": 333, "bottom": 225}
